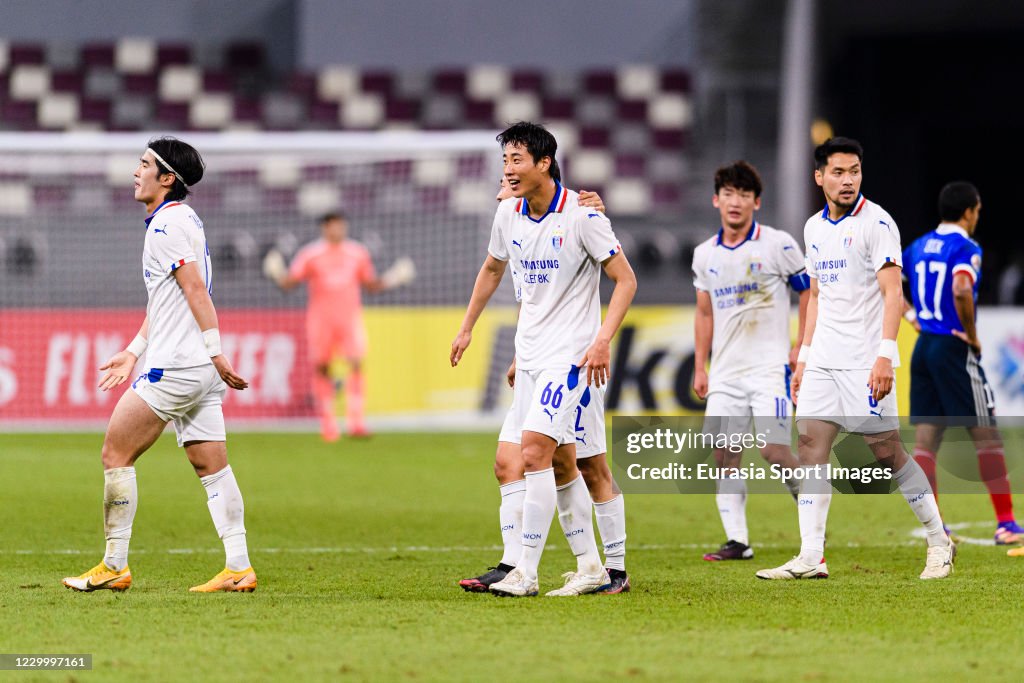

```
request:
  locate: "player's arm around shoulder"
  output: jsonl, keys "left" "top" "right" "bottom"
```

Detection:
{"left": 577, "top": 190, "right": 605, "bottom": 213}
{"left": 172, "top": 262, "right": 248, "bottom": 390}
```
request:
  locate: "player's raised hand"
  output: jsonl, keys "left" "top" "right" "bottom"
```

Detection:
{"left": 506, "top": 357, "right": 516, "bottom": 387}
{"left": 578, "top": 190, "right": 606, "bottom": 214}
{"left": 450, "top": 329, "right": 472, "bottom": 367}
{"left": 580, "top": 337, "right": 611, "bottom": 387}
{"left": 693, "top": 367, "right": 709, "bottom": 400}
{"left": 98, "top": 350, "right": 138, "bottom": 391}
{"left": 868, "top": 357, "right": 894, "bottom": 402}
{"left": 213, "top": 354, "right": 249, "bottom": 390}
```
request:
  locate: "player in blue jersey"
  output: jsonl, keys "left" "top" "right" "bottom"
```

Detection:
{"left": 903, "top": 181, "right": 1024, "bottom": 546}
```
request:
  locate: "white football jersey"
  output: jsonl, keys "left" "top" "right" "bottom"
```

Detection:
{"left": 141, "top": 201, "right": 213, "bottom": 369}
{"left": 803, "top": 194, "right": 903, "bottom": 369}
{"left": 692, "top": 222, "right": 808, "bottom": 389}
{"left": 488, "top": 182, "right": 621, "bottom": 371}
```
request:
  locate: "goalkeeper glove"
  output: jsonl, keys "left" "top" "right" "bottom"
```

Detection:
{"left": 262, "top": 248, "right": 287, "bottom": 282}
{"left": 381, "top": 257, "right": 416, "bottom": 288}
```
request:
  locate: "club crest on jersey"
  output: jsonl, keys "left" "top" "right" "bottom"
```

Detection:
{"left": 551, "top": 226, "right": 565, "bottom": 253}
{"left": 843, "top": 235, "right": 854, "bottom": 249}
{"left": 749, "top": 258, "right": 762, "bottom": 274}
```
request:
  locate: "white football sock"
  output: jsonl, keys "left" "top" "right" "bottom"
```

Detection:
{"left": 894, "top": 458, "right": 947, "bottom": 547}
{"left": 200, "top": 465, "right": 251, "bottom": 571}
{"left": 797, "top": 466, "right": 831, "bottom": 564}
{"left": 594, "top": 494, "right": 626, "bottom": 571}
{"left": 103, "top": 466, "right": 137, "bottom": 572}
{"left": 498, "top": 480, "right": 526, "bottom": 567}
{"left": 517, "top": 467, "right": 556, "bottom": 581}
{"left": 715, "top": 476, "right": 749, "bottom": 546}
{"left": 556, "top": 475, "right": 603, "bottom": 575}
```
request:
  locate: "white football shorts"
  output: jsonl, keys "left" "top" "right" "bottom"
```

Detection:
{"left": 795, "top": 366, "right": 900, "bottom": 434}
{"left": 499, "top": 380, "right": 606, "bottom": 459}
{"left": 703, "top": 366, "right": 793, "bottom": 446}
{"left": 132, "top": 363, "right": 227, "bottom": 446}
{"left": 497, "top": 364, "right": 590, "bottom": 451}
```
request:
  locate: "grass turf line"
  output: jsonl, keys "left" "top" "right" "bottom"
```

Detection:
{"left": 0, "top": 431, "right": 1021, "bottom": 682}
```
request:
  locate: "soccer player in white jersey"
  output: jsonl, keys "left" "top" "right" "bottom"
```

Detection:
{"left": 756, "top": 137, "right": 955, "bottom": 581}
{"left": 63, "top": 136, "right": 256, "bottom": 593}
{"left": 691, "top": 161, "right": 809, "bottom": 562}
{"left": 451, "top": 122, "right": 636, "bottom": 597}
{"left": 459, "top": 173, "right": 630, "bottom": 594}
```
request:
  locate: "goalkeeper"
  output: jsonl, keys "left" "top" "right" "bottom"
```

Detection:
{"left": 263, "top": 211, "right": 415, "bottom": 441}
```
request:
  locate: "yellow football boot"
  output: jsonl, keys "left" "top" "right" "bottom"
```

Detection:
{"left": 62, "top": 562, "right": 132, "bottom": 592}
{"left": 189, "top": 567, "right": 257, "bottom": 593}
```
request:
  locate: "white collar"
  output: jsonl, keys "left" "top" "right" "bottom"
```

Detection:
{"left": 936, "top": 223, "right": 970, "bottom": 239}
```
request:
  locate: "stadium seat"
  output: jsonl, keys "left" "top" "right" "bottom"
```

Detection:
{"left": 81, "top": 43, "right": 115, "bottom": 68}
{"left": 225, "top": 42, "right": 266, "bottom": 72}
{"left": 0, "top": 41, "right": 694, "bottom": 215}
{"left": 9, "top": 64, "right": 50, "bottom": 100}
{"left": 9, "top": 44, "right": 45, "bottom": 66}
{"left": 38, "top": 93, "right": 78, "bottom": 129}
{"left": 7, "top": 237, "right": 39, "bottom": 275}
{"left": 115, "top": 38, "right": 156, "bottom": 74}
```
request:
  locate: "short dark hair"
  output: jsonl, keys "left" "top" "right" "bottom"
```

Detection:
{"left": 938, "top": 181, "right": 980, "bottom": 222}
{"left": 496, "top": 121, "right": 557, "bottom": 170}
{"left": 319, "top": 211, "right": 348, "bottom": 225}
{"left": 714, "top": 160, "right": 763, "bottom": 198}
{"left": 550, "top": 157, "right": 561, "bottom": 183}
{"left": 147, "top": 135, "right": 204, "bottom": 201}
{"left": 814, "top": 137, "right": 864, "bottom": 171}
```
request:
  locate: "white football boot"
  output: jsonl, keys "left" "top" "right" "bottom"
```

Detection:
{"left": 920, "top": 540, "right": 956, "bottom": 580}
{"left": 488, "top": 568, "right": 539, "bottom": 597}
{"left": 545, "top": 569, "right": 611, "bottom": 596}
{"left": 755, "top": 556, "right": 829, "bottom": 580}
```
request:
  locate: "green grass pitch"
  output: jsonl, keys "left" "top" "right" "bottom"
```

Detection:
{"left": 1, "top": 431, "right": 1022, "bottom": 682}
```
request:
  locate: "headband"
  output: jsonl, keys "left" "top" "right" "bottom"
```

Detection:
{"left": 147, "top": 147, "right": 187, "bottom": 187}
